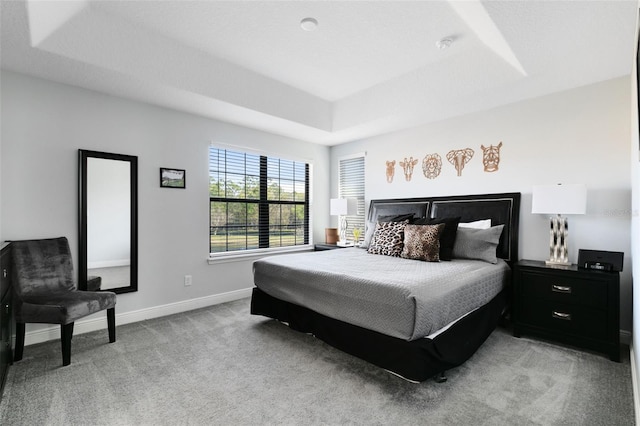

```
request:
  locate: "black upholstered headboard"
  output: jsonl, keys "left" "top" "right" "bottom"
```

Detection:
{"left": 366, "top": 192, "right": 521, "bottom": 263}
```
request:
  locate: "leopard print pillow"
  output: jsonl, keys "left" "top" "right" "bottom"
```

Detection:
{"left": 401, "top": 223, "right": 445, "bottom": 262}
{"left": 367, "top": 220, "right": 408, "bottom": 257}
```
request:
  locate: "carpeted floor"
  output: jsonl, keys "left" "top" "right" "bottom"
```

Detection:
{"left": 0, "top": 298, "right": 634, "bottom": 425}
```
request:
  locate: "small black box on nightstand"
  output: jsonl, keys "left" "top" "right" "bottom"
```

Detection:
{"left": 578, "top": 249, "right": 623, "bottom": 272}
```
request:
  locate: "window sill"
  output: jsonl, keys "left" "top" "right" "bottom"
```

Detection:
{"left": 207, "top": 245, "right": 314, "bottom": 264}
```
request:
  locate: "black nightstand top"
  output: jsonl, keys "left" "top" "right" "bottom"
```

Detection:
{"left": 516, "top": 259, "right": 618, "bottom": 276}
{"left": 516, "top": 259, "right": 578, "bottom": 271}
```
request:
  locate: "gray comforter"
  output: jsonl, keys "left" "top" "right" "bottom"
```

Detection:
{"left": 253, "top": 248, "right": 509, "bottom": 341}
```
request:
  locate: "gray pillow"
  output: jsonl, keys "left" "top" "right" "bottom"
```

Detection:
{"left": 452, "top": 225, "right": 504, "bottom": 264}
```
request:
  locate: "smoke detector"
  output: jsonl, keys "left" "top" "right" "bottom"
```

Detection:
{"left": 436, "top": 38, "right": 453, "bottom": 50}
{"left": 300, "top": 17, "right": 318, "bottom": 31}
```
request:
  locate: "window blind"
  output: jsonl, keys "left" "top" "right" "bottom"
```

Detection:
{"left": 339, "top": 155, "right": 365, "bottom": 241}
{"left": 209, "top": 147, "right": 309, "bottom": 254}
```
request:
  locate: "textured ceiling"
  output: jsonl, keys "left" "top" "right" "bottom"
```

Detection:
{"left": 1, "top": 0, "right": 638, "bottom": 145}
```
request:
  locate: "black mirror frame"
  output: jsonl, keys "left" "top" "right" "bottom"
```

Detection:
{"left": 79, "top": 149, "right": 138, "bottom": 294}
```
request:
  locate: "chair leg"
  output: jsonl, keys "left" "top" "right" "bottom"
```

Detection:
{"left": 61, "top": 323, "right": 74, "bottom": 366}
{"left": 107, "top": 307, "right": 116, "bottom": 343}
{"left": 14, "top": 323, "right": 25, "bottom": 362}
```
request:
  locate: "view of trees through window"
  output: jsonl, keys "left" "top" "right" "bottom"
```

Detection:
{"left": 209, "top": 148, "right": 309, "bottom": 253}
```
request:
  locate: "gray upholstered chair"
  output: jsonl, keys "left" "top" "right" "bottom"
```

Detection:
{"left": 11, "top": 237, "right": 116, "bottom": 366}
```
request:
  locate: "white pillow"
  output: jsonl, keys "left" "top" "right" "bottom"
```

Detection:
{"left": 458, "top": 219, "right": 491, "bottom": 229}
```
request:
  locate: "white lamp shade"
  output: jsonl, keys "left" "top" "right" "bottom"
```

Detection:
{"left": 532, "top": 184, "right": 587, "bottom": 215}
{"left": 330, "top": 198, "right": 358, "bottom": 216}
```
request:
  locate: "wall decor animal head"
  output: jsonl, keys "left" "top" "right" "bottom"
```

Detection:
{"left": 422, "top": 153, "right": 442, "bottom": 180}
{"left": 385, "top": 160, "right": 396, "bottom": 183}
{"left": 480, "top": 142, "right": 502, "bottom": 172}
{"left": 399, "top": 157, "right": 419, "bottom": 181}
{"left": 446, "top": 148, "right": 474, "bottom": 177}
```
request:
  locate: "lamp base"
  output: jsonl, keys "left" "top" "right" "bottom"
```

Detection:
{"left": 547, "top": 215, "right": 571, "bottom": 265}
{"left": 339, "top": 216, "right": 348, "bottom": 243}
{"left": 545, "top": 259, "right": 571, "bottom": 266}
{"left": 336, "top": 241, "right": 354, "bottom": 247}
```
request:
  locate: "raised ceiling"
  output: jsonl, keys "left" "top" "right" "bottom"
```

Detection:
{"left": 1, "top": 0, "right": 637, "bottom": 145}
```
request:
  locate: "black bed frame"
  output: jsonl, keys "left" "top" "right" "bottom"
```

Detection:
{"left": 251, "top": 192, "right": 521, "bottom": 382}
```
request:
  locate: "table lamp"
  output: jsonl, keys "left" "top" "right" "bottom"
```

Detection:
{"left": 330, "top": 198, "right": 358, "bottom": 244}
{"left": 532, "top": 184, "right": 587, "bottom": 265}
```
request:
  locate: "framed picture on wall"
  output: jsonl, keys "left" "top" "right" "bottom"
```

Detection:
{"left": 160, "top": 167, "right": 186, "bottom": 188}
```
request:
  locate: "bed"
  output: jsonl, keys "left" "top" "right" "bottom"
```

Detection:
{"left": 251, "top": 192, "right": 521, "bottom": 382}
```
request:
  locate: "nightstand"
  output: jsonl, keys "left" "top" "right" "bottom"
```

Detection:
{"left": 513, "top": 259, "right": 620, "bottom": 362}
{"left": 314, "top": 243, "right": 348, "bottom": 251}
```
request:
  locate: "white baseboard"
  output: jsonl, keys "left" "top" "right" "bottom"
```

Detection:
{"left": 630, "top": 343, "right": 640, "bottom": 426}
{"left": 21, "top": 287, "right": 253, "bottom": 347}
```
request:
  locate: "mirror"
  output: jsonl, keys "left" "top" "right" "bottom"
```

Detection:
{"left": 79, "top": 150, "right": 138, "bottom": 294}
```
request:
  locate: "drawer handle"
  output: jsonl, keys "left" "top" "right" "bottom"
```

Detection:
{"left": 2, "top": 269, "right": 6, "bottom": 279}
{"left": 552, "top": 311, "right": 572, "bottom": 321}
{"left": 551, "top": 284, "right": 572, "bottom": 294}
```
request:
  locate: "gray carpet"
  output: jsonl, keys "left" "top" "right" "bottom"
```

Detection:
{"left": 0, "top": 298, "right": 634, "bottom": 425}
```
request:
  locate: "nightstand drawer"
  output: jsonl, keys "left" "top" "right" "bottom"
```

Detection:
{"left": 519, "top": 271, "right": 607, "bottom": 308}
{"left": 520, "top": 301, "right": 607, "bottom": 340}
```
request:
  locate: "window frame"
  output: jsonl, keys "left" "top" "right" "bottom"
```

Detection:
{"left": 209, "top": 146, "right": 312, "bottom": 260}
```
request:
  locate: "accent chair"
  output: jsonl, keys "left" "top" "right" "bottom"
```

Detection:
{"left": 11, "top": 237, "right": 116, "bottom": 366}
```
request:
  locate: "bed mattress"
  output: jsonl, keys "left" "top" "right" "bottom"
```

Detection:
{"left": 253, "top": 248, "right": 509, "bottom": 341}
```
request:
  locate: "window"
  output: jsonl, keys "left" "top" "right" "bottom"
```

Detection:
{"left": 339, "top": 154, "right": 365, "bottom": 240}
{"left": 209, "top": 147, "right": 309, "bottom": 254}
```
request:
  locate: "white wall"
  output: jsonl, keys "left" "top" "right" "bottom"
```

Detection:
{"left": 0, "top": 71, "right": 330, "bottom": 334}
{"left": 331, "top": 76, "right": 633, "bottom": 334}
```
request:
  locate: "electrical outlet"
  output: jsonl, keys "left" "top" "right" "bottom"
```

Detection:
{"left": 184, "top": 275, "right": 192, "bottom": 286}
